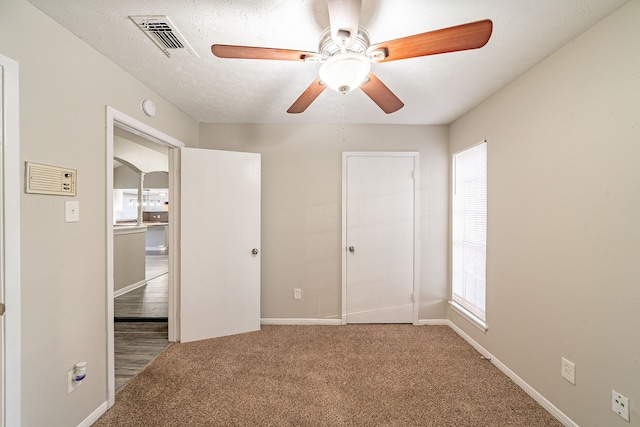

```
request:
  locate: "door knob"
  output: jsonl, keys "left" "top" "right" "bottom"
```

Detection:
{"left": 348, "top": 246, "right": 355, "bottom": 253}
{"left": 252, "top": 248, "right": 259, "bottom": 255}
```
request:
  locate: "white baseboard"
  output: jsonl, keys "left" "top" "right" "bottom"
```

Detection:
{"left": 78, "top": 401, "right": 108, "bottom": 427}
{"left": 113, "top": 279, "right": 147, "bottom": 298}
{"left": 445, "top": 320, "right": 578, "bottom": 427}
{"left": 416, "top": 319, "right": 449, "bottom": 326}
{"left": 261, "top": 318, "right": 342, "bottom": 326}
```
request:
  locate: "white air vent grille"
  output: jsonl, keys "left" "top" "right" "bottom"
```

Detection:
{"left": 25, "top": 162, "right": 77, "bottom": 196}
{"left": 147, "top": 21, "right": 184, "bottom": 49}
{"left": 129, "top": 15, "right": 198, "bottom": 58}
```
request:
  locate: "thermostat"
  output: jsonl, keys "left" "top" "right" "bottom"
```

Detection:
{"left": 25, "top": 162, "right": 77, "bottom": 196}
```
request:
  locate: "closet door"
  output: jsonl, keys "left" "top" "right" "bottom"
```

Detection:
{"left": 343, "top": 153, "right": 418, "bottom": 323}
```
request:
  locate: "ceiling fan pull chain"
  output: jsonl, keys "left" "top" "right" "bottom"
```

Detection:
{"left": 342, "top": 96, "right": 347, "bottom": 143}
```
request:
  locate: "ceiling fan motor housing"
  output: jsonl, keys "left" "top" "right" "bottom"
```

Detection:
{"left": 319, "top": 26, "right": 370, "bottom": 57}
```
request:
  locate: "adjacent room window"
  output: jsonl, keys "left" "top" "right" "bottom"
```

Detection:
{"left": 451, "top": 142, "right": 487, "bottom": 330}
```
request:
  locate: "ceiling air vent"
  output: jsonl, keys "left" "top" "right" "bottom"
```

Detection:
{"left": 129, "top": 15, "right": 198, "bottom": 58}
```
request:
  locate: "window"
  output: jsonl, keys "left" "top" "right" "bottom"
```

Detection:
{"left": 451, "top": 142, "right": 487, "bottom": 330}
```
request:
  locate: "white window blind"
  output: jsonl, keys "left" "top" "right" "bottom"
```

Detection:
{"left": 452, "top": 142, "right": 487, "bottom": 323}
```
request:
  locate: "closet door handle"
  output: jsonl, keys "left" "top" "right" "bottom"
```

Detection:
{"left": 252, "top": 248, "right": 259, "bottom": 255}
{"left": 348, "top": 246, "right": 355, "bottom": 253}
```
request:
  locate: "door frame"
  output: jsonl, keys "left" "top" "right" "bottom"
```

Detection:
{"left": 341, "top": 152, "right": 420, "bottom": 325}
{"left": 105, "top": 107, "right": 184, "bottom": 406}
{"left": 0, "top": 52, "right": 21, "bottom": 427}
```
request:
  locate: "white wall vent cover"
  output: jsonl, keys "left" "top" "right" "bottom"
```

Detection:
{"left": 129, "top": 15, "right": 198, "bottom": 58}
{"left": 25, "top": 162, "right": 77, "bottom": 196}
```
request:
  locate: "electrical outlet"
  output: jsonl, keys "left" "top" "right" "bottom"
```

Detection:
{"left": 612, "top": 390, "right": 630, "bottom": 421}
{"left": 293, "top": 288, "right": 301, "bottom": 300}
{"left": 68, "top": 370, "right": 82, "bottom": 393}
{"left": 561, "top": 357, "right": 575, "bottom": 384}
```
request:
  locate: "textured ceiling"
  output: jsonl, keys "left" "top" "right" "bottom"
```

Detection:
{"left": 27, "top": 0, "right": 629, "bottom": 125}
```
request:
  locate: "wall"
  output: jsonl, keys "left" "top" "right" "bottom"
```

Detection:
{"left": 114, "top": 166, "right": 168, "bottom": 189}
{"left": 199, "top": 124, "right": 449, "bottom": 321}
{"left": 113, "top": 228, "right": 146, "bottom": 293}
{"left": 449, "top": 1, "right": 640, "bottom": 425}
{"left": 0, "top": 0, "right": 198, "bottom": 425}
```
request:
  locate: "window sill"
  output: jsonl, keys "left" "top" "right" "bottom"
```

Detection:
{"left": 449, "top": 301, "right": 488, "bottom": 333}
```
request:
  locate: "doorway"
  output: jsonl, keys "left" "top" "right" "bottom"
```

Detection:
{"left": 106, "top": 107, "right": 184, "bottom": 406}
{"left": 112, "top": 133, "right": 171, "bottom": 391}
{"left": 342, "top": 152, "right": 419, "bottom": 324}
{"left": 106, "top": 108, "right": 262, "bottom": 406}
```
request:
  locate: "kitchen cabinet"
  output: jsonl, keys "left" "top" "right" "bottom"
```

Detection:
{"left": 143, "top": 211, "right": 168, "bottom": 222}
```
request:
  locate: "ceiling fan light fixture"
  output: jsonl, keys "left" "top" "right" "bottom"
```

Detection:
{"left": 319, "top": 52, "right": 371, "bottom": 93}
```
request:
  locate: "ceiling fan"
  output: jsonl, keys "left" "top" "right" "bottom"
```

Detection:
{"left": 211, "top": 0, "right": 492, "bottom": 114}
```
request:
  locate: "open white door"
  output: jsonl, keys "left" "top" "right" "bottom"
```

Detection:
{"left": 180, "top": 148, "right": 261, "bottom": 343}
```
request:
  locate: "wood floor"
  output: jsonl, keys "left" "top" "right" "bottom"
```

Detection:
{"left": 115, "top": 254, "right": 168, "bottom": 319}
{"left": 114, "top": 254, "right": 170, "bottom": 392}
{"left": 114, "top": 322, "right": 170, "bottom": 392}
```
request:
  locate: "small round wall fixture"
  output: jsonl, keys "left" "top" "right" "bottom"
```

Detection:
{"left": 140, "top": 99, "right": 156, "bottom": 117}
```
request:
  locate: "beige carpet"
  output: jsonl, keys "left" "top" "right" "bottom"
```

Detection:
{"left": 95, "top": 325, "right": 561, "bottom": 426}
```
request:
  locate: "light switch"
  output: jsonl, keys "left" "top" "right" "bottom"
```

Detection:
{"left": 65, "top": 201, "right": 80, "bottom": 222}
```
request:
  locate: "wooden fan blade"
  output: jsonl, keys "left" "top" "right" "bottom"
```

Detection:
{"left": 360, "top": 72, "right": 404, "bottom": 114}
{"left": 368, "top": 19, "right": 493, "bottom": 63}
{"left": 212, "top": 44, "right": 317, "bottom": 61}
{"left": 287, "top": 77, "right": 327, "bottom": 114}
{"left": 327, "top": 0, "right": 362, "bottom": 48}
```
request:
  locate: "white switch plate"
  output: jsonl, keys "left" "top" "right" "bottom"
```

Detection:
{"left": 561, "top": 357, "right": 576, "bottom": 384}
{"left": 293, "top": 288, "right": 301, "bottom": 300}
{"left": 65, "top": 200, "right": 80, "bottom": 222}
{"left": 612, "top": 390, "right": 630, "bottom": 421}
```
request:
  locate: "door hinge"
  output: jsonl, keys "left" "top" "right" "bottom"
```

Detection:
{"left": 0, "top": 303, "right": 5, "bottom": 316}
{"left": 411, "top": 293, "right": 415, "bottom": 303}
